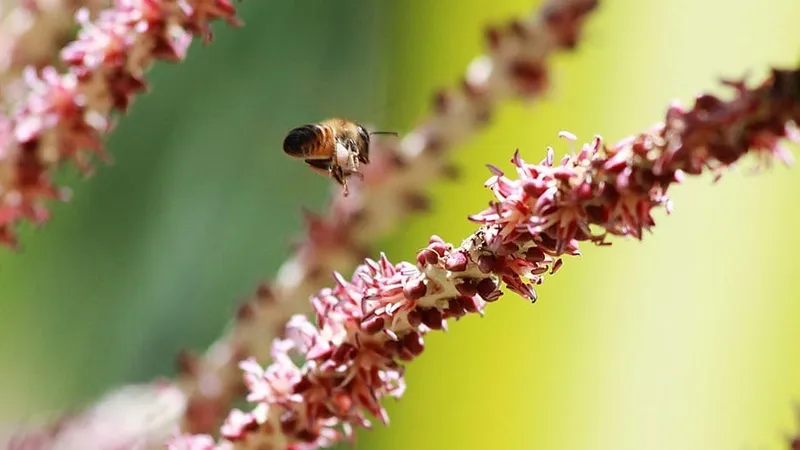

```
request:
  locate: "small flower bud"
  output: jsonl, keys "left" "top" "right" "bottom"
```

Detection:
{"left": 398, "top": 331, "right": 424, "bottom": 360}
{"left": 445, "top": 298, "right": 467, "bottom": 318}
{"left": 416, "top": 248, "right": 439, "bottom": 266}
{"left": 445, "top": 251, "right": 468, "bottom": 272}
{"left": 403, "top": 277, "right": 427, "bottom": 301}
{"left": 531, "top": 266, "right": 549, "bottom": 275}
{"left": 575, "top": 181, "right": 593, "bottom": 200}
{"left": 477, "top": 278, "right": 502, "bottom": 302}
{"left": 361, "top": 315, "right": 385, "bottom": 334}
{"left": 429, "top": 235, "right": 445, "bottom": 244}
{"left": 458, "top": 296, "right": 481, "bottom": 313}
{"left": 477, "top": 254, "right": 499, "bottom": 273}
{"left": 550, "top": 258, "right": 564, "bottom": 274}
{"left": 509, "top": 60, "right": 547, "bottom": 96}
{"left": 407, "top": 308, "right": 422, "bottom": 327}
{"left": 420, "top": 307, "right": 444, "bottom": 330}
{"left": 404, "top": 192, "right": 431, "bottom": 212}
{"left": 525, "top": 247, "right": 545, "bottom": 262}
{"left": 428, "top": 241, "right": 449, "bottom": 257}
{"left": 332, "top": 343, "right": 356, "bottom": 363}
{"left": 255, "top": 283, "right": 275, "bottom": 303}
{"left": 538, "top": 234, "right": 557, "bottom": 251}
{"left": 296, "top": 429, "right": 320, "bottom": 444}
{"left": 501, "top": 242, "right": 519, "bottom": 254}
{"left": 280, "top": 413, "right": 299, "bottom": 435}
{"left": 293, "top": 376, "right": 313, "bottom": 394}
{"left": 236, "top": 302, "right": 255, "bottom": 321}
{"left": 331, "top": 394, "right": 353, "bottom": 416}
{"left": 382, "top": 339, "right": 401, "bottom": 358}
{"left": 455, "top": 278, "right": 478, "bottom": 296}
{"left": 522, "top": 179, "right": 548, "bottom": 197}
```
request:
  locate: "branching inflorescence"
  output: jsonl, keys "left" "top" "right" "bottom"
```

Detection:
{"left": 0, "top": 0, "right": 242, "bottom": 247}
{"left": 175, "top": 0, "right": 601, "bottom": 436}
{"left": 167, "top": 68, "right": 800, "bottom": 450}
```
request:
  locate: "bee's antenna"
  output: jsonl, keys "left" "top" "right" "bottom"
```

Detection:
{"left": 370, "top": 131, "right": 399, "bottom": 136}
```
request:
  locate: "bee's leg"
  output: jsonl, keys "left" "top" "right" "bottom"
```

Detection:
{"left": 330, "top": 165, "right": 350, "bottom": 196}
{"left": 305, "top": 158, "right": 334, "bottom": 177}
{"left": 329, "top": 163, "right": 347, "bottom": 187}
{"left": 344, "top": 152, "right": 364, "bottom": 180}
{"left": 306, "top": 158, "right": 351, "bottom": 196}
{"left": 345, "top": 169, "right": 365, "bottom": 180}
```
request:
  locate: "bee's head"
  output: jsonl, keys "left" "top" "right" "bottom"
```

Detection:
{"left": 349, "top": 124, "right": 371, "bottom": 164}
{"left": 357, "top": 125, "right": 370, "bottom": 146}
{"left": 352, "top": 124, "right": 398, "bottom": 165}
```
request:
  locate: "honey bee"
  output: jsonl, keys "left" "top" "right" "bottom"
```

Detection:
{"left": 282, "top": 118, "right": 397, "bottom": 196}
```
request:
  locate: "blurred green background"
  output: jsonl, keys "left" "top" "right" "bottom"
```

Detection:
{"left": 1, "top": 0, "right": 800, "bottom": 449}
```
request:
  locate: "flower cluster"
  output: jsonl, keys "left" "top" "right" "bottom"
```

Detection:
{"left": 0, "top": 0, "right": 242, "bottom": 247}
{"left": 175, "top": 0, "right": 601, "bottom": 435}
{"left": 471, "top": 69, "right": 800, "bottom": 250}
{"left": 167, "top": 68, "right": 800, "bottom": 450}
{"left": 170, "top": 241, "right": 504, "bottom": 450}
{"left": 0, "top": 0, "right": 108, "bottom": 111}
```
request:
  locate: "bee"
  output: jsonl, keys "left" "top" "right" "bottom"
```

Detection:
{"left": 282, "top": 118, "right": 398, "bottom": 196}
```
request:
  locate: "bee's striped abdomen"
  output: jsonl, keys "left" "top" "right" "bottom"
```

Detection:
{"left": 282, "top": 124, "right": 335, "bottom": 160}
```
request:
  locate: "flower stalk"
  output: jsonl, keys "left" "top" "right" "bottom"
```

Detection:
{"left": 175, "top": 0, "right": 601, "bottom": 435}
{"left": 168, "top": 67, "right": 800, "bottom": 449}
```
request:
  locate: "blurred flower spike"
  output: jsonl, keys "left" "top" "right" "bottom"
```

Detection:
{"left": 0, "top": 0, "right": 242, "bottom": 248}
